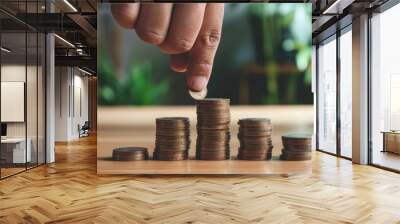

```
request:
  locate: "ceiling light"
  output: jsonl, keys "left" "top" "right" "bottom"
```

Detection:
{"left": 1, "top": 47, "right": 11, "bottom": 53}
{"left": 63, "top": 0, "right": 78, "bottom": 12}
{"left": 54, "top": 34, "right": 75, "bottom": 48}
{"left": 323, "top": 0, "right": 341, "bottom": 14}
{"left": 76, "top": 48, "right": 85, "bottom": 55}
{"left": 322, "top": 0, "right": 354, "bottom": 15}
{"left": 78, "top": 67, "right": 92, "bottom": 76}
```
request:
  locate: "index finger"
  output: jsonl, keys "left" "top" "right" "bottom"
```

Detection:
{"left": 111, "top": 3, "right": 140, "bottom": 29}
{"left": 186, "top": 3, "right": 224, "bottom": 92}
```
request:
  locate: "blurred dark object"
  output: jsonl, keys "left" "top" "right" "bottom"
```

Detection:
{"left": 79, "top": 121, "right": 90, "bottom": 138}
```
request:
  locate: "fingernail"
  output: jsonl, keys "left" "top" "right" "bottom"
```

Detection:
{"left": 189, "top": 76, "right": 207, "bottom": 92}
{"left": 171, "top": 64, "right": 187, "bottom": 73}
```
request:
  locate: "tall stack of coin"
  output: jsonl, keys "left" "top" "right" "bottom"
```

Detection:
{"left": 237, "top": 118, "right": 273, "bottom": 160}
{"left": 196, "top": 99, "right": 231, "bottom": 160}
{"left": 153, "top": 117, "right": 190, "bottom": 160}
{"left": 280, "top": 133, "right": 312, "bottom": 161}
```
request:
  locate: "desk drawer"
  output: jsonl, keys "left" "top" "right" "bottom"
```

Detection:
{"left": 0, "top": 141, "right": 31, "bottom": 164}
{"left": 0, "top": 145, "right": 14, "bottom": 164}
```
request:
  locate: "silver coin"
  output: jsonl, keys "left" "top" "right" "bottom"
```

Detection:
{"left": 189, "top": 87, "right": 208, "bottom": 100}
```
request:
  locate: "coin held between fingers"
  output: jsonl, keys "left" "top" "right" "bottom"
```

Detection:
{"left": 189, "top": 87, "right": 208, "bottom": 100}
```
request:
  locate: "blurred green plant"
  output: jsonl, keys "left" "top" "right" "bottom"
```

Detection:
{"left": 98, "top": 48, "right": 170, "bottom": 105}
{"left": 245, "top": 4, "right": 312, "bottom": 104}
{"left": 282, "top": 4, "right": 312, "bottom": 85}
{"left": 99, "top": 4, "right": 312, "bottom": 105}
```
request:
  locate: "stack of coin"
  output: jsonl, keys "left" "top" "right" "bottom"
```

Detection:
{"left": 153, "top": 117, "right": 190, "bottom": 160}
{"left": 237, "top": 118, "right": 273, "bottom": 160}
{"left": 112, "top": 147, "right": 149, "bottom": 161}
{"left": 280, "top": 133, "right": 312, "bottom": 161}
{"left": 196, "top": 99, "right": 231, "bottom": 160}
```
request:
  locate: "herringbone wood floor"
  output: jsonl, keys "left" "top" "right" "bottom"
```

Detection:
{"left": 1, "top": 135, "right": 400, "bottom": 224}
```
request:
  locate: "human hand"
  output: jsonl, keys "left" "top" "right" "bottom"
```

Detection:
{"left": 111, "top": 3, "right": 224, "bottom": 92}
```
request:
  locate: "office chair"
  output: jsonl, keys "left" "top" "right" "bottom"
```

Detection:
{"left": 79, "top": 121, "right": 90, "bottom": 138}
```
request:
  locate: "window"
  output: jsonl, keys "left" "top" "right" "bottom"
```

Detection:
{"left": 370, "top": 3, "right": 400, "bottom": 171}
{"left": 317, "top": 36, "right": 337, "bottom": 154}
{"left": 339, "top": 29, "right": 352, "bottom": 158}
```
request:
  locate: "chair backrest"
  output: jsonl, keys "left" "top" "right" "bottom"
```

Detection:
{"left": 83, "top": 121, "right": 90, "bottom": 129}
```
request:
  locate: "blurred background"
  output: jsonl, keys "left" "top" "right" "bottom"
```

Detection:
{"left": 98, "top": 3, "right": 312, "bottom": 106}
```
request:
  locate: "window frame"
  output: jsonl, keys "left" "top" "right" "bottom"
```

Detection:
{"left": 315, "top": 22, "right": 353, "bottom": 160}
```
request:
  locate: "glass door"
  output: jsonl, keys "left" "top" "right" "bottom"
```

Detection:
{"left": 1, "top": 30, "right": 28, "bottom": 178}
{"left": 317, "top": 36, "right": 337, "bottom": 154}
{"left": 370, "top": 3, "right": 400, "bottom": 171}
{"left": 0, "top": 1, "right": 46, "bottom": 179}
{"left": 27, "top": 30, "right": 38, "bottom": 170}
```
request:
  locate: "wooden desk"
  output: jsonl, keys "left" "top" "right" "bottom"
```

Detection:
{"left": 1, "top": 138, "right": 31, "bottom": 164}
{"left": 382, "top": 131, "right": 400, "bottom": 154}
{"left": 98, "top": 106, "right": 314, "bottom": 175}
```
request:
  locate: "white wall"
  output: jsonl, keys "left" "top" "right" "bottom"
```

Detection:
{"left": 0, "top": 65, "right": 41, "bottom": 138}
{"left": 54, "top": 67, "right": 89, "bottom": 141}
{"left": 72, "top": 73, "right": 89, "bottom": 138}
{"left": 1, "top": 65, "right": 26, "bottom": 81}
{"left": 55, "top": 66, "right": 70, "bottom": 141}
{"left": 1, "top": 82, "right": 25, "bottom": 122}
{"left": 1, "top": 65, "right": 26, "bottom": 139}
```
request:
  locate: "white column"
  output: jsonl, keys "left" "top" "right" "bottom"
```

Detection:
{"left": 46, "top": 33, "right": 55, "bottom": 163}
{"left": 45, "top": 0, "right": 56, "bottom": 163}
{"left": 352, "top": 14, "right": 369, "bottom": 164}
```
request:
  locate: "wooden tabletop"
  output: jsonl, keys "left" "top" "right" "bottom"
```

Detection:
{"left": 97, "top": 105, "right": 313, "bottom": 175}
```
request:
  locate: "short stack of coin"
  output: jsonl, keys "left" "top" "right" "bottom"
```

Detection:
{"left": 280, "top": 133, "right": 312, "bottom": 161}
{"left": 153, "top": 117, "right": 190, "bottom": 160}
{"left": 112, "top": 147, "right": 149, "bottom": 161}
{"left": 237, "top": 118, "right": 273, "bottom": 160}
{"left": 196, "top": 99, "right": 231, "bottom": 160}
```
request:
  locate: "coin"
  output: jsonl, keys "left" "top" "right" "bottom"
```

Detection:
{"left": 196, "top": 150, "right": 230, "bottom": 160}
{"left": 282, "top": 133, "right": 312, "bottom": 140}
{"left": 153, "top": 150, "right": 188, "bottom": 161}
{"left": 154, "top": 117, "right": 190, "bottom": 161}
{"left": 189, "top": 87, "right": 208, "bottom": 100}
{"left": 238, "top": 151, "right": 272, "bottom": 161}
{"left": 237, "top": 118, "right": 273, "bottom": 161}
{"left": 238, "top": 118, "right": 271, "bottom": 125}
{"left": 280, "top": 133, "right": 312, "bottom": 161}
{"left": 196, "top": 98, "right": 231, "bottom": 160}
{"left": 280, "top": 152, "right": 311, "bottom": 161}
{"left": 112, "top": 147, "right": 149, "bottom": 161}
